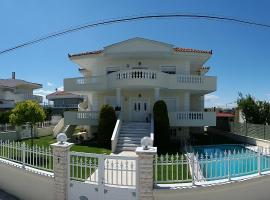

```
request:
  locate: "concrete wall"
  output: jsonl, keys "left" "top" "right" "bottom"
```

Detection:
{"left": 154, "top": 175, "right": 270, "bottom": 200}
{"left": 0, "top": 126, "right": 53, "bottom": 141}
{"left": 0, "top": 161, "right": 54, "bottom": 200}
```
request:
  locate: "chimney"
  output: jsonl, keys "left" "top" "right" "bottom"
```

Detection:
{"left": 12, "top": 72, "right": 15, "bottom": 79}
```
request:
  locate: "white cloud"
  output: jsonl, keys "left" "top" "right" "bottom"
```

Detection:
{"left": 205, "top": 94, "right": 222, "bottom": 108}
{"left": 47, "top": 82, "right": 53, "bottom": 87}
{"left": 57, "top": 86, "right": 64, "bottom": 91}
{"left": 33, "top": 89, "right": 54, "bottom": 103}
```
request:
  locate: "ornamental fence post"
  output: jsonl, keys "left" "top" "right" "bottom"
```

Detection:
{"left": 22, "top": 142, "right": 26, "bottom": 169}
{"left": 258, "top": 148, "right": 261, "bottom": 176}
{"left": 191, "top": 153, "right": 195, "bottom": 186}
{"left": 228, "top": 151, "right": 231, "bottom": 181}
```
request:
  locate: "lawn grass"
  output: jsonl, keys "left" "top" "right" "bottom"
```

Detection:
{"left": 20, "top": 135, "right": 111, "bottom": 154}
{"left": 154, "top": 154, "right": 191, "bottom": 183}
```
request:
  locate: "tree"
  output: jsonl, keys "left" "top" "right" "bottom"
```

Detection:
{"left": 9, "top": 100, "right": 46, "bottom": 146}
{"left": 0, "top": 111, "right": 11, "bottom": 124}
{"left": 153, "top": 100, "right": 170, "bottom": 154}
{"left": 237, "top": 93, "right": 270, "bottom": 124}
{"left": 97, "top": 105, "right": 116, "bottom": 148}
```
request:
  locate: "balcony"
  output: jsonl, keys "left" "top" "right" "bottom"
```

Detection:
{"left": 0, "top": 100, "right": 15, "bottom": 109}
{"left": 64, "top": 69, "right": 216, "bottom": 92}
{"left": 64, "top": 111, "right": 99, "bottom": 125}
{"left": 18, "top": 94, "right": 43, "bottom": 103}
{"left": 168, "top": 111, "right": 216, "bottom": 127}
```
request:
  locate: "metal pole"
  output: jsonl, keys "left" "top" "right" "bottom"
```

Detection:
{"left": 228, "top": 151, "right": 231, "bottom": 181}
{"left": 191, "top": 154, "right": 195, "bottom": 186}
{"left": 258, "top": 148, "right": 261, "bottom": 176}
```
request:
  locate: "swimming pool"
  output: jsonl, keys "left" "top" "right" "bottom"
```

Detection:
{"left": 192, "top": 144, "right": 270, "bottom": 181}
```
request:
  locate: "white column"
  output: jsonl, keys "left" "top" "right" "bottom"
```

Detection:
{"left": 154, "top": 88, "right": 160, "bottom": 101}
{"left": 51, "top": 141, "right": 73, "bottom": 200}
{"left": 116, "top": 88, "right": 121, "bottom": 107}
{"left": 91, "top": 93, "right": 99, "bottom": 111}
{"left": 136, "top": 147, "right": 157, "bottom": 200}
{"left": 200, "top": 96, "right": 204, "bottom": 111}
{"left": 183, "top": 92, "right": 190, "bottom": 111}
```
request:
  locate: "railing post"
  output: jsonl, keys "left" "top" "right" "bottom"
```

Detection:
{"left": 264, "top": 125, "right": 266, "bottom": 140}
{"left": 245, "top": 123, "right": 248, "bottom": 136}
{"left": 191, "top": 153, "right": 195, "bottom": 186}
{"left": 51, "top": 138, "right": 73, "bottom": 200}
{"left": 258, "top": 148, "right": 261, "bottom": 176}
{"left": 136, "top": 146, "right": 157, "bottom": 200}
{"left": 22, "top": 142, "right": 26, "bottom": 169}
{"left": 228, "top": 151, "right": 231, "bottom": 181}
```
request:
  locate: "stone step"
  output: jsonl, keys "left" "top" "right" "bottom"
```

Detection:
{"left": 117, "top": 143, "right": 139, "bottom": 147}
{"left": 118, "top": 140, "right": 141, "bottom": 144}
{"left": 117, "top": 146, "right": 137, "bottom": 151}
{"left": 120, "top": 133, "right": 149, "bottom": 137}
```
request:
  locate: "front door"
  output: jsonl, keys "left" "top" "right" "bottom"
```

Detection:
{"left": 130, "top": 98, "right": 149, "bottom": 122}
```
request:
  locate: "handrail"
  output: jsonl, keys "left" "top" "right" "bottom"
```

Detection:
{"left": 111, "top": 113, "right": 122, "bottom": 153}
{"left": 53, "top": 118, "right": 64, "bottom": 137}
{"left": 150, "top": 114, "right": 154, "bottom": 142}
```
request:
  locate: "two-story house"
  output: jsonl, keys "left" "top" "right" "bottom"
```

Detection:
{"left": 64, "top": 38, "right": 217, "bottom": 151}
{"left": 46, "top": 90, "right": 84, "bottom": 114}
{"left": 0, "top": 72, "right": 43, "bottom": 111}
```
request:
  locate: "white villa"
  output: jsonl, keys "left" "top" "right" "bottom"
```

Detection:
{"left": 0, "top": 72, "right": 43, "bottom": 111}
{"left": 64, "top": 38, "right": 216, "bottom": 151}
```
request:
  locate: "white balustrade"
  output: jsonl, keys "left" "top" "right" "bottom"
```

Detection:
{"left": 76, "top": 111, "right": 99, "bottom": 120}
{"left": 115, "top": 69, "right": 157, "bottom": 80}
{"left": 177, "top": 74, "right": 204, "bottom": 84}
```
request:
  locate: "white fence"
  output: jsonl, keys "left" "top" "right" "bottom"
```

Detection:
{"left": 154, "top": 146, "right": 270, "bottom": 185}
{"left": 0, "top": 124, "right": 16, "bottom": 132}
{"left": 0, "top": 141, "right": 53, "bottom": 172}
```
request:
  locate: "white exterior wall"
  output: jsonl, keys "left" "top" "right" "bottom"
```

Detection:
{"left": 0, "top": 162, "right": 54, "bottom": 200}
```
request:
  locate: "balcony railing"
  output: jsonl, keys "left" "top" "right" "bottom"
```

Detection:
{"left": 169, "top": 111, "right": 216, "bottom": 126}
{"left": 0, "top": 100, "right": 15, "bottom": 108}
{"left": 64, "top": 111, "right": 99, "bottom": 125}
{"left": 18, "top": 94, "right": 43, "bottom": 103}
{"left": 64, "top": 69, "right": 216, "bottom": 92}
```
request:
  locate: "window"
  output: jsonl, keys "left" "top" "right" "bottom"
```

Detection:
{"left": 160, "top": 66, "right": 176, "bottom": 74}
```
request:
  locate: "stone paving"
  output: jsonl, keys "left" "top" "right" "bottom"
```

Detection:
{"left": 0, "top": 189, "right": 19, "bottom": 200}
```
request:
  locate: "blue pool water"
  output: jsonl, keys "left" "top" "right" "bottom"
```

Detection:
{"left": 193, "top": 144, "right": 270, "bottom": 180}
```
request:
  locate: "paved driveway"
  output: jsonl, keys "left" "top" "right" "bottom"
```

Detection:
{"left": 0, "top": 189, "right": 19, "bottom": 200}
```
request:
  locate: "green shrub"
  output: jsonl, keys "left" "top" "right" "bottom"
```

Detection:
{"left": 97, "top": 105, "right": 117, "bottom": 148}
{"left": 153, "top": 100, "right": 170, "bottom": 153}
{"left": 0, "top": 111, "right": 11, "bottom": 124}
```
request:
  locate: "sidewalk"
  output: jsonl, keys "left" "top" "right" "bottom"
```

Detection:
{"left": 0, "top": 189, "right": 19, "bottom": 200}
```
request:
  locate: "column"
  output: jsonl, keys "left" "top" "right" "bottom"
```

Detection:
{"left": 183, "top": 92, "right": 190, "bottom": 111}
{"left": 200, "top": 96, "right": 204, "bottom": 111}
{"left": 116, "top": 88, "right": 121, "bottom": 107}
{"left": 51, "top": 140, "right": 73, "bottom": 200}
{"left": 154, "top": 88, "right": 160, "bottom": 102}
{"left": 136, "top": 146, "right": 157, "bottom": 200}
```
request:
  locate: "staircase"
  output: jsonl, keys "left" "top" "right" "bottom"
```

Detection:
{"left": 116, "top": 122, "right": 150, "bottom": 151}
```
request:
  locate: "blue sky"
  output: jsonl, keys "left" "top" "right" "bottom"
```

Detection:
{"left": 1, "top": 0, "right": 270, "bottom": 107}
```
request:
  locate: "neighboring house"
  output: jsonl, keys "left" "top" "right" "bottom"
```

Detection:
{"left": 46, "top": 90, "right": 84, "bottom": 114}
{"left": 64, "top": 38, "right": 217, "bottom": 148}
{"left": 0, "top": 72, "right": 42, "bottom": 111}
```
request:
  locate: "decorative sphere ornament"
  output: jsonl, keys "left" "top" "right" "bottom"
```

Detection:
{"left": 57, "top": 133, "right": 67, "bottom": 144}
{"left": 141, "top": 137, "right": 153, "bottom": 150}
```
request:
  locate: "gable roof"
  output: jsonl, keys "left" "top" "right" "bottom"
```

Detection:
{"left": 68, "top": 37, "right": 212, "bottom": 58}
{"left": 46, "top": 91, "right": 84, "bottom": 100}
{"left": 0, "top": 79, "right": 42, "bottom": 89}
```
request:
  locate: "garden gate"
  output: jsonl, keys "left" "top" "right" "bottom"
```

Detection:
{"left": 69, "top": 152, "right": 138, "bottom": 200}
